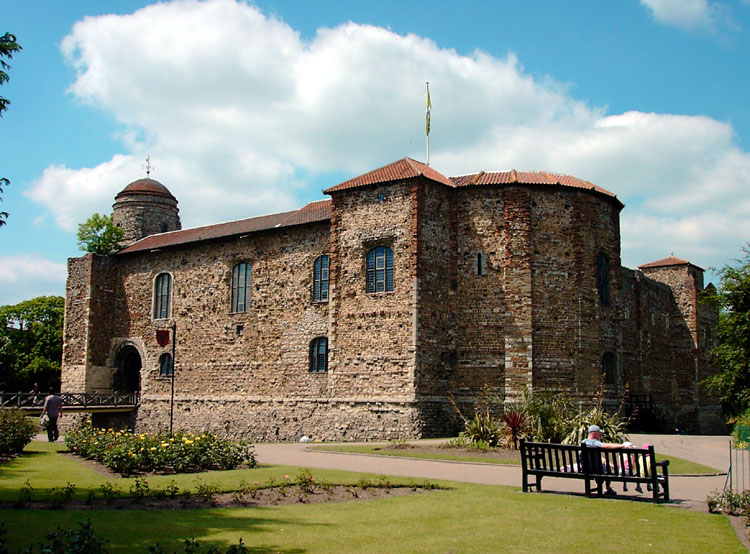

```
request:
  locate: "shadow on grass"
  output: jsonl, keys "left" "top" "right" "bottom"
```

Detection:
{"left": 0, "top": 507, "right": 327, "bottom": 553}
{"left": 0, "top": 451, "right": 46, "bottom": 477}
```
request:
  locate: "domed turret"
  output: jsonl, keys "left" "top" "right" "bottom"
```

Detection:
{"left": 112, "top": 178, "right": 181, "bottom": 244}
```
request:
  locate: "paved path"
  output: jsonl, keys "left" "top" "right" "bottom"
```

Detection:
{"left": 255, "top": 433, "right": 732, "bottom": 512}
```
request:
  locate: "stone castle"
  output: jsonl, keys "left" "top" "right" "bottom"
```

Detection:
{"left": 61, "top": 157, "right": 723, "bottom": 439}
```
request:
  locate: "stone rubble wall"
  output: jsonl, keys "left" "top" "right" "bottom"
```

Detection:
{"left": 112, "top": 193, "right": 181, "bottom": 244}
{"left": 61, "top": 174, "right": 723, "bottom": 439}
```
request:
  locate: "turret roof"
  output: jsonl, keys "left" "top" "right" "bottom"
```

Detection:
{"left": 116, "top": 178, "right": 176, "bottom": 201}
{"left": 639, "top": 255, "right": 704, "bottom": 271}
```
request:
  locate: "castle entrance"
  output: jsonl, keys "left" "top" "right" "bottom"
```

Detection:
{"left": 113, "top": 345, "right": 141, "bottom": 393}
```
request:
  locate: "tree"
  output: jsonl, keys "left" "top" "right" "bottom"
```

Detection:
{"left": 0, "top": 32, "right": 22, "bottom": 227}
{"left": 0, "top": 296, "right": 64, "bottom": 392}
{"left": 77, "top": 213, "right": 125, "bottom": 255}
{"left": 703, "top": 245, "right": 750, "bottom": 418}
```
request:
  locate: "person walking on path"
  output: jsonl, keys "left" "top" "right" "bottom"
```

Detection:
{"left": 40, "top": 393, "right": 63, "bottom": 442}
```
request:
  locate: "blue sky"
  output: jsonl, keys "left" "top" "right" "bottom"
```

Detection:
{"left": 2, "top": 0, "right": 750, "bottom": 306}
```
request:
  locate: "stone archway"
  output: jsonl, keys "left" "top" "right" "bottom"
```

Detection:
{"left": 113, "top": 345, "right": 142, "bottom": 393}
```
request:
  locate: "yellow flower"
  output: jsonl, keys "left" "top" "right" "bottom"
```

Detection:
{"left": 150, "top": 447, "right": 157, "bottom": 451}
{"left": 184, "top": 439, "right": 193, "bottom": 445}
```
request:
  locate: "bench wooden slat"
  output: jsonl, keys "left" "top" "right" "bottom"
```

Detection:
{"left": 519, "top": 438, "right": 669, "bottom": 503}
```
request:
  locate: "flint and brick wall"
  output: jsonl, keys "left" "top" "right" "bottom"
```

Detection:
{"left": 112, "top": 193, "right": 181, "bottom": 244}
{"left": 62, "top": 175, "right": 724, "bottom": 439}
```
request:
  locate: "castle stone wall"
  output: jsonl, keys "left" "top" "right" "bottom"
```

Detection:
{"left": 329, "top": 181, "right": 417, "bottom": 401}
{"left": 62, "top": 167, "right": 724, "bottom": 439}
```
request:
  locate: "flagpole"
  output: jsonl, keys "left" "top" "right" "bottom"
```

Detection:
{"left": 426, "top": 82, "right": 431, "bottom": 166}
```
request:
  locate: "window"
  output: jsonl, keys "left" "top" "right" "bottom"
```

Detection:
{"left": 310, "top": 337, "right": 328, "bottom": 372}
{"left": 313, "top": 255, "right": 329, "bottom": 302}
{"left": 159, "top": 353, "right": 173, "bottom": 376}
{"left": 231, "top": 262, "right": 251, "bottom": 313}
{"left": 602, "top": 352, "right": 616, "bottom": 385}
{"left": 597, "top": 252, "right": 610, "bottom": 306}
{"left": 153, "top": 273, "right": 172, "bottom": 319}
{"left": 366, "top": 246, "right": 394, "bottom": 293}
{"left": 475, "top": 251, "right": 486, "bottom": 276}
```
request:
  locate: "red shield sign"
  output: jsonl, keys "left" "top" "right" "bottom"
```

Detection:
{"left": 156, "top": 330, "right": 170, "bottom": 347}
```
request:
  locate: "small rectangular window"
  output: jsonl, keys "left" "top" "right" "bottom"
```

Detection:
{"left": 313, "top": 255, "right": 329, "bottom": 302}
{"left": 367, "top": 246, "right": 394, "bottom": 293}
{"left": 153, "top": 273, "right": 172, "bottom": 319}
{"left": 231, "top": 262, "right": 251, "bottom": 312}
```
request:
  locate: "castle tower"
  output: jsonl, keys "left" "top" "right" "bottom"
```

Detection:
{"left": 638, "top": 254, "right": 721, "bottom": 432}
{"left": 638, "top": 255, "right": 704, "bottom": 345}
{"left": 112, "top": 178, "right": 181, "bottom": 244}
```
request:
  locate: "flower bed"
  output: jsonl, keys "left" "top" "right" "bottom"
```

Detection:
{"left": 65, "top": 423, "right": 256, "bottom": 475}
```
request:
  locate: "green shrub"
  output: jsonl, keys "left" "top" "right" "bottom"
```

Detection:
{"left": 707, "top": 488, "right": 750, "bottom": 525}
{"left": 50, "top": 482, "right": 77, "bottom": 508}
{"left": 562, "top": 407, "right": 628, "bottom": 444}
{"left": 0, "top": 409, "right": 37, "bottom": 455}
{"left": 65, "top": 421, "right": 256, "bottom": 475}
{"left": 462, "top": 411, "right": 502, "bottom": 446}
{"left": 561, "top": 389, "right": 629, "bottom": 445}
{"left": 522, "top": 389, "right": 576, "bottom": 443}
{"left": 731, "top": 411, "right": 750, "bottom": 448}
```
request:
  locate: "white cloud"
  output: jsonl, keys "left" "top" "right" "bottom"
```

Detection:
{"left": 24, "top": 0, "right": 750, "bottom": 280}
{"left": 640, "top": 0, "right": 715, "bottom": 29}
{"left": 0, "top": 255, "right": 67, "bottom": 306}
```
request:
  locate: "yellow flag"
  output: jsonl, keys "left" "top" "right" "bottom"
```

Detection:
{"left": 426, "top": 82, "right": 431, "bottom": 136}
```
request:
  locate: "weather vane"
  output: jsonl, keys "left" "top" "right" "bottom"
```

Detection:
{"left": 144, "top": 156, "right": 155, "bottom": 177}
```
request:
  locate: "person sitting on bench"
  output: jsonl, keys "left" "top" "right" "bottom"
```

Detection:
{"left": 581, "top": 424, "right": 620, "bottom": 496}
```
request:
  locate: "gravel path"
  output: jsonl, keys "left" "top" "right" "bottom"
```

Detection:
{"left": 254, "top": 433, "right": 732, "bottom": 511}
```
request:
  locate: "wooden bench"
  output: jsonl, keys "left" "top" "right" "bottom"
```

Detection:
{"left": 519, "top": 438, "right": 670, "bottom": 503}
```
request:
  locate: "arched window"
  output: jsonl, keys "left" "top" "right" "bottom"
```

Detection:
{"left": 602, "top": 352, "right": 616, "bottom": 385}
{"left": 153, "top": 273, "right": 172, "bottom": 319}
{"left": 231, "top": 262, "right": 251, "bottom": 313}
{"left": 366, "top": 246, "right": 394, "bottom": 293}
{"left": 310, "top": 337, "right": 328, "bottom": 372}
{"left": 159, "top": 353, "right": 173, "bottom": 376}
{"left": 313, "top": 255, "right": 329, "bottom": 302}
{"left": 597, "top": 252, "right": 610, "bottom": 306}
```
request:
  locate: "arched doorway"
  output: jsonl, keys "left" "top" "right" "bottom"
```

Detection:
{"left": 113, "top": 345, "right": 142, "bottom": 393}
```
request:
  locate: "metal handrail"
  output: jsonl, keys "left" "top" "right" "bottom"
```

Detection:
{"left": 0, "top": 391, "right": 140, "bottom": 410}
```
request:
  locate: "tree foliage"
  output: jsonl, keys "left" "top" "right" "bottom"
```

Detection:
{"left": 0, "top": 32, "right": 22, "bottom": 227}
{"left": 703, "top": 245, "right": 750, "bottom": 418}
{"left": 0, "top": 296, "right": 64, "bottom": 392}
{"left": 77, "top": 213, "right": 125, "bottom": 255}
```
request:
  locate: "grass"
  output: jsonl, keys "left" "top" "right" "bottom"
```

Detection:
{"left": 0, "top": 441, "right": 743, "bottom": 553}
{"left": 311, "top": 443, "right": 723, "bottom": 475}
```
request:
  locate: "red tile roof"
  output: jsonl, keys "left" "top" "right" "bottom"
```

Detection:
{"left": 639, "top": 255, "right": 702, "bottom": 270}
{"left": 117, "top": 159, "right": 621, "bottom": 255}
{"left": 323, "top": 157, "right": 453, "bottom": 193}
{"left": 325, "top": 158, "right": 620, "bottom": 206}
{"left": 117, "top": 200, "right": 331, "bottom": 255}
{"left": 450, "top": 170, "right": 618, "bottom": 201}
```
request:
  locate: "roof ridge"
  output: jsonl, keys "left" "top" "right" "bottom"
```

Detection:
{"left": 471, "top": 171, "right": 485, "bottom": 185}
{"left": 404, "top": 157, "right": 424, "bottom": 178}
{"left": 540, "top": 170, "right": 558, "bottom": 184}
{"left": 510, "top": 169, "right": 518, "bottom": 182}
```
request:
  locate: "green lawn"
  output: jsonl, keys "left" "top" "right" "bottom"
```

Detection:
{"left": 0, "top": 442, "right": 742, "bottom": 553}
{"left": 311, "top": 443, "right": 722, "bottom": 475}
